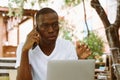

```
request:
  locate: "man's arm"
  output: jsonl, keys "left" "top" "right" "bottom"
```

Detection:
{"left": 16, "top": 50, "right": 32, "bottom": 80}
{"left": 16, "top": 28, "right": 40, "bottom": 80}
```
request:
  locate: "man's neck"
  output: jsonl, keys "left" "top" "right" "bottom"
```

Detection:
{"left": 39, "top": 42, "right": 55, "bottom": 56}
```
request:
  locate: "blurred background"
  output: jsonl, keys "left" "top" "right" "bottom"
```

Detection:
{"left": 0, "top": 0, "right": 118, "bottom": 80}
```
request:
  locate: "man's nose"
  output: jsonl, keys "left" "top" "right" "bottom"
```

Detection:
{"left": 48, "top": 26, "right": 54, "bottom": 32}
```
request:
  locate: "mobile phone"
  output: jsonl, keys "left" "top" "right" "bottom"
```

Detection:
{"left": 32, "top": 27, "right": 39, "bottom": 50}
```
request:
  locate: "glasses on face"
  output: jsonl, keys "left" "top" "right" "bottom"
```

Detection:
{"left": 38, "top": 22, "right": 59, "bottom": 30}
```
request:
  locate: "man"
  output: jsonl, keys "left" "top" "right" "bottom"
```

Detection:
{"left": 16, "top": 7, "right": 91, "bottom": 80}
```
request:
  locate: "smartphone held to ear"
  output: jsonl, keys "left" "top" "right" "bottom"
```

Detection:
{"left": 32, "top": 42, "right": 37, "bottom": 50}
{"left": 32, "top": 27, "right": 39, "bottom": 50}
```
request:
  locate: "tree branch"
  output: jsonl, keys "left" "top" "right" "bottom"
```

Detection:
{"left": 114, "top": 0, "right": 120, "bottom": 28}
{"left": 91, "top": 0, "right": 110, "bottom": 28}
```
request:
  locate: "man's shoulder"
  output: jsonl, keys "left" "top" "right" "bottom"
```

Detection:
{"left": 57, "top": 38, "right": 70, "bottom": 42}
{"left": 56, "top": 38, "right": 73, "bottom": 46}
{"left": 17, "top": 42, "right": 25, "bottom": 49}
{"left": 16, "top": 42, "right": 25, "bottom": 54}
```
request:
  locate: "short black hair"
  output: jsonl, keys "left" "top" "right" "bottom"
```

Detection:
{"left": 35, "top": 7, "right": 58, "bottom": 25}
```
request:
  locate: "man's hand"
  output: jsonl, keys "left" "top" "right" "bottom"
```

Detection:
{"left": 76, "top": 41, "right": 91, "bottom": 59}
{"left": 22, "top": 28, "right": 40, "bottom": 52}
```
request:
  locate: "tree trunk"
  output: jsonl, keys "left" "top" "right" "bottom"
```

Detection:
{"left": 91, "top": 0, "right": 120, "bottom": 80}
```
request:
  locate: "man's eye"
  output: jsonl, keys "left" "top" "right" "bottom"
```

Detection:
{"left": 53, "top": 23, "right": 59, "bottom": 27}
{"left": 43, "top": 24, "right": 49, "bottom": 27}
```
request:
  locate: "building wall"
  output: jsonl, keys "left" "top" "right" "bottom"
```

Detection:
{"left": 0, "top": 14, "right": 4, "bottom": 57}
{"left": 0, "top": 15, "right": 33, "bottom": 57}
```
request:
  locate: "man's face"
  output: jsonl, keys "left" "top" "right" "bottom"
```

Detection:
{"left": 37, "top": 13, "right": 59, "bottom": 44}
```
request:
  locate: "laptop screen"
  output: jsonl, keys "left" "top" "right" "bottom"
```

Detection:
{"left": 47, "top": 60, "right": 95, "bottom": 80}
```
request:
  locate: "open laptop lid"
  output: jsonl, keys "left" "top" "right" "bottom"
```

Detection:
{"left": 47, "top": 59, "right": 95, "bottom": 80}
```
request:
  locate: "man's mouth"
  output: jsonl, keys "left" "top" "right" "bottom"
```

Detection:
{"left": 48, "top": 36, "right": 57, "bottom": 40}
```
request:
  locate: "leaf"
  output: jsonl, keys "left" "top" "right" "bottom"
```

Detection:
{"left": 82, "top": 31, "right": 104, "bottom": 59}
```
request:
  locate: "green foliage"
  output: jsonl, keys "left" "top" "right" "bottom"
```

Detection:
{"left": 7, "top": 0, "right": 83, "bottom": 18}
{"left": 62, "top": 30, "right": 72, "bottom": 41}
{"left": 59, "top": 25, "right": 72, "bottom": 41}
{"left": 82, "top": 32, "right": 104, "bottom": 59}
{"left": 7, "top": 0, "right": 47, "bottom": 18}
{"left": 8, "top": 0, "right": 24, "bottom": 18}
{"left": 65, "top": 0, "right": 81, "bottom": 6}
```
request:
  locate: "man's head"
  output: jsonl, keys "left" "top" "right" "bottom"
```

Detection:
{"left": 35, "top": 7, "right": 59, "bottom": 45}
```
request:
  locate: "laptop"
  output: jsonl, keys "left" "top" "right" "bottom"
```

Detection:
{"left": 47, "top": 59, "right": 95, "bottom": 80}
